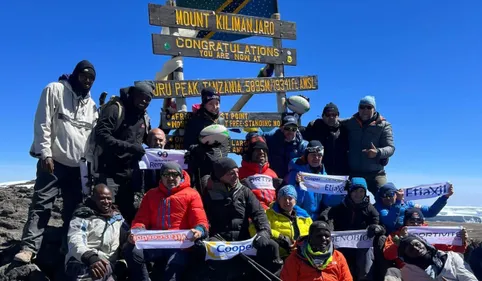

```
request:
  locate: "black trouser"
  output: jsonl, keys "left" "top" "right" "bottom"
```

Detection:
{"left": 20, "top": 160, "right": 83, "bottom": 254}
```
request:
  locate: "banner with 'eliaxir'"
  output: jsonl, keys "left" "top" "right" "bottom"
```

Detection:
{"left": 299, "top": 173, "right": 349, "bottom": 195}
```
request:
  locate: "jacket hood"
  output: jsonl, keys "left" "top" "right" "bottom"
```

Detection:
{"left": 376, "top": 182, "right": 398, "bottom": 202}
{"left": 240, "top": 160, "right": 270, "bottom": 174}
{"left": 59, "top": 79, "right": 91, "bottom": 100}
{"left": 354, "top": 112, "right": 386, "bottom": 125}
{"left": 271, "top": 202, "right": 310, "bottom": 219}
{"left": 158, "top": 170, "right": 191, "bottom": 196}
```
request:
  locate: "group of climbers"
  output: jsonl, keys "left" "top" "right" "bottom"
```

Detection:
{"left": 12, "top": 60, "right": 479, "bottom": 281}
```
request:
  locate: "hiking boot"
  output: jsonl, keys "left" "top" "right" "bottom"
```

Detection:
{"left": 14, "top": 250, "right": 34, "bottom": 263}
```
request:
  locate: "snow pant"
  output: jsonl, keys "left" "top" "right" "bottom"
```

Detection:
{"left": 20, "top": 160, "right": 83, "bottom": 254}
{"left": 64, "top": 258, "right": 114, "bottom": 281}
{"left": 338, "top": 247, "right": 374, "bottom": 281}
{"left": 351, "top": 171, "right": 387, "bottom": 198}
{"left": 123, "top": 242, "right": 188, "bottom": 281}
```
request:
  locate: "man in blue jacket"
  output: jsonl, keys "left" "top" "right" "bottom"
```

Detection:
{"left": 263, "top": 115, "right": 308, "bottom": 179}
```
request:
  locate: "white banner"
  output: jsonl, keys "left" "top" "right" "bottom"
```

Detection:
{"left": 138, "top": 149, "right": 187, "bottom": 170}
{"left": 299, "top": 173, "right": 349, "bottom": 195}
{"left": 331, "top": 230, "right": 373, "bottom": 249}
{"left": 403, "top": 182, "right": 450, "bottom": 201}
{"left": 132, "top": 229, "right": 194, "bottom": 249}
{"left": 407, "top": 226, "right": 463, "bottom": 246}
{"left": 244, "top": 175, "right": 275, "bottom": 190}
{"left": 203, "top": 236, "right": 257, "bottom": 261}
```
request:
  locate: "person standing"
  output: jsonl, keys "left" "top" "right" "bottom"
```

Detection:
{"left": 15, "top": 60, "right": 98, "bottom": 263}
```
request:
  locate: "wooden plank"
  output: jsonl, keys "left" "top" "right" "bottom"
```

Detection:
{"left": 135, "top": 76, "right": 318, "bottom": 99}
{"left": 148, "top": 4, "right": 297, "bottom": 40}
{"left": 161, "top": 112, "right": 282, "bottom": 129}
{"left": 165, "top": 136, "right": 246, "bottom": 154}
{"left": 152, "top": 34, "right": 297, "bottom": 65}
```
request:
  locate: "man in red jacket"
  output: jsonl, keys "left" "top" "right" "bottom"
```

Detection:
{"left": 239, "top": 135, "right": 282, "bottom": 209}
{"left": 123, "top": 162, "right": 209, "bottom": 281}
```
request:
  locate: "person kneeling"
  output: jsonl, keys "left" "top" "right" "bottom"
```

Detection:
{"left": 65, "top": 184, "right": 126, "bottom": 281}
{"left": 123, "top": 162, "right": 209, "bottom": 281}
{"left": 280, "top": 221, "right": 353, "bottom": 281}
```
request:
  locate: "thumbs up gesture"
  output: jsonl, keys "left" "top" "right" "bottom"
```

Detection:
{"left": 362, "top": 142, "right": 378, "bottom": 159}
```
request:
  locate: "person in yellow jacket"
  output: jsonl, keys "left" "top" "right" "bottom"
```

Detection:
{"left": 250, "top": 184, "right": 313, "bottom": 258}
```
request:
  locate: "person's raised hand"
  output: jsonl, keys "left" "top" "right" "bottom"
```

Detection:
{"left": 445, "top": 184, "right": 454, "bottom": 198}
{"left": 362, "top": 142, "right": 378, "bottom": 159}
{"left": 188, "top": 228, "right": 203, "bottom": 241}
{"left": 296, "top": 172, "right": 303, "bottom": 184}
{"left": 396, "top": 189, "right": 404, "bottom": 201}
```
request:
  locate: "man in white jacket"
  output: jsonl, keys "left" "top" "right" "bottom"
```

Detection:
{"left": 15, "top": 60, "right": 98, "bottom": 263}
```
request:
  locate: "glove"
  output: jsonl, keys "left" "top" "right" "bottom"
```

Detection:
{"left": 253, "top": 231, "right": 271, "bottom": 249}
{"left": 129, "top": 144, "right": 145, "bottom": 158}
{"left": 367, "top": 224, "right": 385, "bottom": 238}
{"left": 276, "top": 234, "right": 293, "bottom": 251}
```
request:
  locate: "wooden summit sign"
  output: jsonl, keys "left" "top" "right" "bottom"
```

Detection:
{"left": 137, "top": 76, "right": 318, "bottom": 98}
{"left": 166, "top": 136, "right": 246, "bottom": 154}
{"left": 152, "top": 34, "right": 297, "bottom": 65}
{"left": 148, "top": 4, "right": 297, "bottom": 40}
{"left": 161, "top": 112, "right": 282, "bottom": 129}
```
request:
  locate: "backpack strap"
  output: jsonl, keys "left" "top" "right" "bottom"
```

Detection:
{"left": 113, "top": 101, "right": 124, "bottom": 132}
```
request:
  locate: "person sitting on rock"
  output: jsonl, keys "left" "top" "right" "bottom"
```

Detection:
{"left": 250, "top": 185, "right": 313, "bottom": 259}
{"left": 280, "top": 221, "right": 353, "bottom": 281}
{"left": 123, "top": 162, "right": 209, "bottom": 281}
{"left": 383, "top": 208, "right": 468, "bottom": 269}
{"left": 374, "top": 182, "right": 453, "bottom": 234}
{"left": 239, "top": 135, "right": 282, "bottom": 210}
{"left": 65, "top": 184, "right": 126, "bottom": 281}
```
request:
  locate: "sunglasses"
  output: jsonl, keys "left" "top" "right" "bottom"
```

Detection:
{"left": 381, "top": 192, "right": 395, "bottom": 199}
{"left": 306, "top": 146, "right": 323, "bottom": 154}
{"left": 359, "top": 105, "right": 373, "bottom": 110}
{"left": 324, "top": 113, "right": 338, "bottom": 118}
{"left": 162, "top": 172, "right": 181, "bottom": 178}
{"left": 283, "top": 126, "right": 298, "bottom": 132}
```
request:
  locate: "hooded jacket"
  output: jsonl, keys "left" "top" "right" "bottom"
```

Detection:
{"left": 239, "top": 160, "right": 278, "bottom": 210}
{"left": 285, "top": 157, "right": 345, "bottom": 218}
{"left": 132, "top": 170, "right": 209, "bottom": 234}
{"left": 302, "top": 119, "right": 349, "bottom": 176}
{"left": 95, "top": 87, "right": 151, "bottom": 178}
{"left": 65, "top": 200, "right": 125, "bottom": 266}
{"left": 342, "top": 112, "right": 395, "bottom": 173}
{"left": 263, "top": 129, "right": 308, "bottom": 179}
{"left": 202, "top": 176, "right": 270, "bottom": 241}
{"left": 323, "top": 196, "right": 379, "bottom": 232}
{"left": 374, "top": 185, "right": 448, "bottom": 234}
{"left": 280, "top": 237, "right": 353, "bottom": 281}
{"left": 30, "top": 80, "right": 98, "bottom": 167}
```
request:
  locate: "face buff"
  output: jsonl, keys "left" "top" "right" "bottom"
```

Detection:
{"left": 302, "top": 242, "right": 334, "bottom": 270}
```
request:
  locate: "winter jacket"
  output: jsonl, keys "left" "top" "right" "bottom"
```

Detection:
{"left": 95, "top": 88, "right": 151, "bottom": 179}
{"left": 401, "top": 251, "right": 477, "bottom": 281}
{"left": 239, "top": 160, "right": 278, "bottom": 210}
{"left": 285, "top": 157, "right": 345, "bottom": 218}
{"left": 30, "top": 80, "right": 98, "bottom": 167}
{"left": 132, "top": 170, "right": 209, "bottom": 235}
{"left": 343, "top": 112, "right": 395, "bottom": 173}
{"left": 183, "top": 108, "right": 229, "bottom": 154}
{"left": 202, "top": 177, "right": 270, "bottom": 241}
{"left": 280, "top": 238, "right": 353, "bottom": 281}
{"left": 263, "top": 129, "right": 308, "bottom": 179}
{"left": 249, "top": 203, "right": 312, "bottom": 257}
{"left": 323, "top": 197, "right": 379, "bottom": 231}
{"left": 383, "top": 227, "right": 467, "bottom": 268}
{"left": 302, "top": 119, "right": 349, "bottom": 176}
{"left": 66, "top": 201, "right": 126, "bottom": 266}
{"left": 374, "top": 194, "right": 448, "bottom": 234}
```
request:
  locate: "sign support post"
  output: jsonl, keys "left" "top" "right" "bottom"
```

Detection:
{"left": 272, "top": 12, "right": 286, "bottom": 113}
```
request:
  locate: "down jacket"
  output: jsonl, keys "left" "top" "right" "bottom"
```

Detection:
{"left": 280, "top": 237, "right": 353, "bottom": 281}
{"left": 66, "top": 201, "right": 125, "bottom": 266}
{"left": 343, "top": 112, "right": 395, "bottom": 173}
{"left": 239, "top": 160, "right": 278, "bottom": 210}
{"left": 132, "top": 170, "right": 209, "bottom": 234}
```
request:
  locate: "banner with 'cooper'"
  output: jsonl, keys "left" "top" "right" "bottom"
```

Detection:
{"left": 299, "top": 173, "right": 349, "bottom": 195}
{"left": 138, "top": 148, "right": 187, "bottom": 170}
{"left": 203, "top": 236, "right": 257, "bottom": 261}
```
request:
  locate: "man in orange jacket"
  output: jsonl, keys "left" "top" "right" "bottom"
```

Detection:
{"left": 383, "top": 208, "right": 468, "bottom": 269}
{"left": 123, "top": 162, "right": 209, "bottom": 281}
{"left": 280, "top": 221, "right": 353, "bottom": 281}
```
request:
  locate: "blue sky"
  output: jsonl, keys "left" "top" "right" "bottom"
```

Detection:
{"left": 0, "top": 0, "right": 481, "bottom": 206}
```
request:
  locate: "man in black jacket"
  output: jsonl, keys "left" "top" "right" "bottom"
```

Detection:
{"left": 302, "top": 102, "right": 349, "bottom": 175}
{"left": 202, "top": 157, "right": 282, "bottom": 280}
{"left": 94, "top": 82, "right": 153, "bottom": 223}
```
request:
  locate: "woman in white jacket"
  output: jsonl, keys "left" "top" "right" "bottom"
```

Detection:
{"left": 398, "top": 234, "right": 477, "bottom": 281}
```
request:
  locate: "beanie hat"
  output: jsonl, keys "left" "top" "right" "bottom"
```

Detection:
{"left": 278, "top": 185, "right": 297, "bottom": 201}
{"left": 322, "top": 102, "right": 339, "bottom": 116}
{"left": 72, "top": 60, "right": 96, "bottom": 79}
{"left": 133, "top": 81, "right": 155, "bottom": 98}
{"left": 281, "top": 115, "right": 298, "bottom": 127}
{"left": 212, "top": 157, "right": 238, "bottom": 180}
{"left": 243, "top": 135, "right": 268, "bottom": 161}
{"left": 349, "top": 177, "right": 368, "bottom": 192}
{"left": 309, "top": 221, "right": 332, "bottom": 236}
{"left": 403, "top": 208, "right": 425, "bottom": 225}
{"left": 359, "top": 95, "right": 376, "bottom": 110}
{"left": 304, "top": 140, "right": 324, "bottom": 158}
{"left": 160, "top": 162, "right": 183, "bottom": 176}
{"left": 201, "top": 87, "right": 220, "bottom": 104}
{"left": 377, "top": 182, "right": 397, "bottom": 200}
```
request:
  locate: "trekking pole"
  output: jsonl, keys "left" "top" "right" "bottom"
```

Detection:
{"left": 213, "top": 234, "right": 282, "bottom": 281}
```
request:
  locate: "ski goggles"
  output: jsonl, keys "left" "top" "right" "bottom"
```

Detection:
{"left": 306, "top": 146, "right": 323, "bottom": 155}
